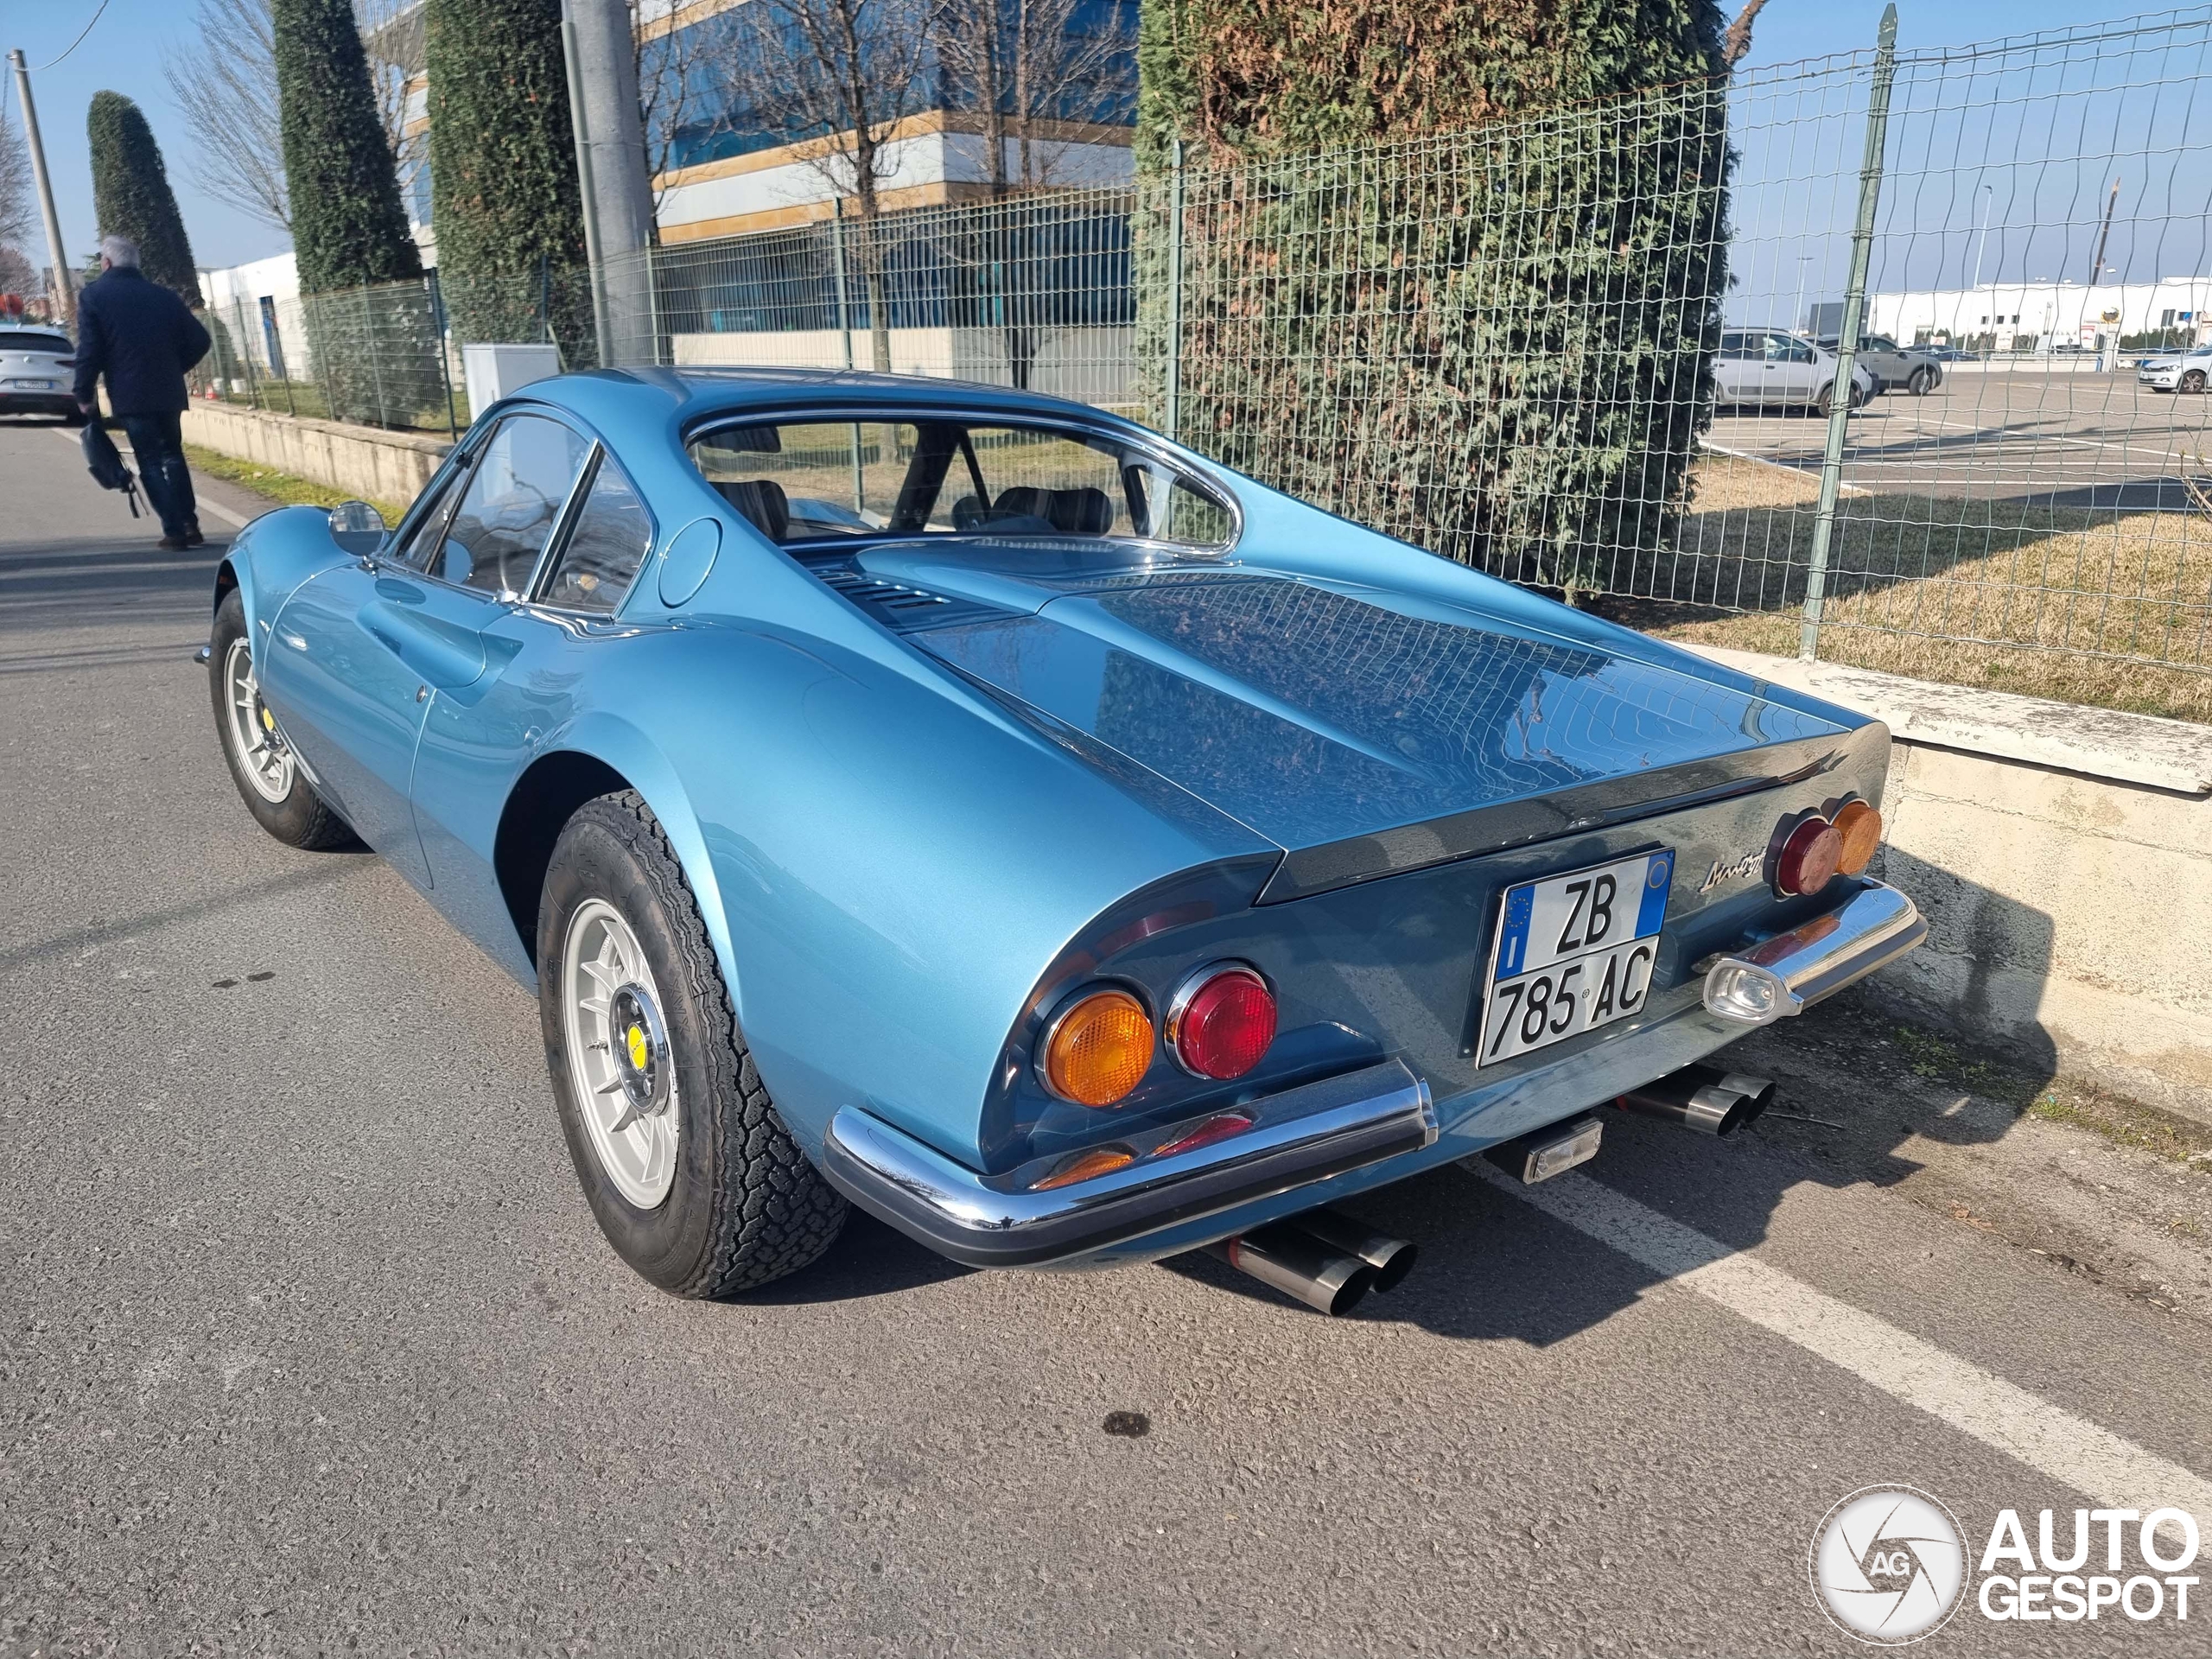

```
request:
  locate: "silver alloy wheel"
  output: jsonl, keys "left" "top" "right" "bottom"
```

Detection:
{"left": 562, "top": 897, "right": 680, "bottom": 1209}
{"left": 222, "top": 637, "right": 296, "bottom": 804}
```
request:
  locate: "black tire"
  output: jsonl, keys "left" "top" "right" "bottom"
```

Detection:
{"left": 2183, "top": 370, "right": 2207, "bottom": 395}
{"left": 537, "top": 791, "right": 847, "bottom": 1297}
{"left": 1907, "top": 366, "right": 1934, "bottom": 396}
{"left": 208, "top": 589, "right": 355, "bottom": 849}
{"left": 1813, "top": 385, "right": 1834, "bottom": 419}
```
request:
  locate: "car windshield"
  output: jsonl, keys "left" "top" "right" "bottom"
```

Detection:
{"left": 687, "top": 418, "right": 1236, "bottom": 550}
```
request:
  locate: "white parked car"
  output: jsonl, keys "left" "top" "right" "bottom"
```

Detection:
{"left": 1715, "top": 329, "right": 1879, "bottom": 416}
{"left": 2139, "top": 345, "right": 2211, "bottom": 393}
{"left": 1815, "top": 333, "right": 1945, "bottom": 395}
{"left": 0, "top": 324, "right": 82, "bottom": 423}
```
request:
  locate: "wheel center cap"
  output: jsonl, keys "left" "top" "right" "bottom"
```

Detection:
{"left": 606, "top": 982, "right": 671, "bottom": 1128}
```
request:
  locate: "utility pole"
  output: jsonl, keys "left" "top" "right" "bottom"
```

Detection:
{"left": 8, "top": 48, "right": 74, "bottom": 325}
{"left": 560, "top": 0, "right": 656, "bottom": 365}
{"left": 2088, "top": 175, "right": 2120, "bottom": 285}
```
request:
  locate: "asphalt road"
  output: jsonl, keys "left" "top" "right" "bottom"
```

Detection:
{"left": 1708, "top": 374, "right": 2212, "bottom": 509}
{"left": 3, "top": 417, "right": 2209, "bottom": 1656}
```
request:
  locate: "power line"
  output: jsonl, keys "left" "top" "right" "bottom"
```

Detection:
{"left": 30, "top": 0, "right": 116, "bottom": 73}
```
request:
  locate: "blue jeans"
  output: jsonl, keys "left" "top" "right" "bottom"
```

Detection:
{"left": 118, "top": 412, "right": 199, "bottom": 540}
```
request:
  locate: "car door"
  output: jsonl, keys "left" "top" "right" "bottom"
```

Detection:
{"left": 259, "top": 412, "right": 593, "bottom": 889}
{"left": 1714, "top": 331, "right": 1761, "bottom": 405}
{"left": 409, "top": 439, "right": 659, "bottom": 977}
{"left": 1767, "top": 332, "right": 1821, "bottom": 404}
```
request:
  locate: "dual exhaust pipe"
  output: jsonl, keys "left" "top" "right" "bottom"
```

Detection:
{"left": 1205, "top": 1208, "right": 1417, "bottom": 1318}
{"left": 1205, "top": 1062, "right": 1774, "bottom": 1316}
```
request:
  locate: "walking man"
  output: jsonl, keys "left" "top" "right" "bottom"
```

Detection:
{"left": 73, "top": 236, "right": 212, "bottom": 550}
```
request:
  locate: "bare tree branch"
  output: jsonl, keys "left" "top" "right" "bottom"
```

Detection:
{"left": 635, "top": 0, "right": 710, "bottom": 217}
{"left": 1, "top": 103, "right": 36, "bottom": 252}
{"left": 161, "top": 0, "right": 428, "bottom": 240}
{"left": 932, "top": 0, "right": 1133, "bottom": 196}
{"left": 1724, "top": 0, "right": 1772, "bottom": 67}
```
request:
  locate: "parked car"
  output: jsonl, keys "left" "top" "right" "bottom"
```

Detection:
{"left": 1715, "top": 329, "right": 1880, "bottom": 414}
{"left": 1813, "top": 332, "right": 1945, "bottom": 394}
{"left": 2139, "top": 345, "right": 2212, "bottom": 393}
{"left": 201, "top": 369, "right": 1923, "bottom": 1312}
{"left": 1922, "top": 345, "right": 1975, "bottom": 363}
{"left": 0, "top": 324, "right": 83, "bottom": 423}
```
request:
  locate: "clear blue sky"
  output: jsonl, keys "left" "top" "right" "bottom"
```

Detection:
{"left": 0, "top": 0, "right": 2145, "bottom": 270}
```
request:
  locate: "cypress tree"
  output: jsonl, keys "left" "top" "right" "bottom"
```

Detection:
{"left": 424, "top": 0, "right": 588, "bottom": 352}
{"left": 86, "top": 93, "right": 198, "bottom": 298}
{"left": 1136, "top": 1, "right": 1732, "bottom": 596}
{"left": 272, "top": 0, "right": 420, "bottom": 291}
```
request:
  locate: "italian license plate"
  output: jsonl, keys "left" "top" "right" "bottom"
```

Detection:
{"left": 5, "top": 378, "right": 54, "bottom": 390}
{"left": 1477, "top": 849, "right": 1675, "bottom": 1065}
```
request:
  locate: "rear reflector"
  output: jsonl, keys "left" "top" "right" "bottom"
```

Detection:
{"left": 1773, "top": 815, "right": 1844, "bottom": 896}
{"left": 1168, "top": 965, "right": 1277, "bottom": 1080}
{"left": 1151, "top": 1109, "right": 1255, "bottom": 1160}
{"left": 1029, "top": 1145, "right": 1136, "bottom": 1191}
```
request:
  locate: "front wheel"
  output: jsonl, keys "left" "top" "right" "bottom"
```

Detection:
{"left": 2183, "top": 370, "right": 2207, "bottom": 394}
{"left": 208, "top": 589, "right": 354, "bottom": 849}
{"left": 538, "top": 791, "right": 847, "bottom": 1297}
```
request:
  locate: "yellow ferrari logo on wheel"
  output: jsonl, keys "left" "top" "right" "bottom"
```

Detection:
{"left": 626, "top": 1024, "right": 649, "bottom": 1071}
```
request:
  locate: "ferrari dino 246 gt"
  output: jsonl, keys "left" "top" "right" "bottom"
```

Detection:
{"left": 205, "top": 369, "right": 1923, "bottom": 1313}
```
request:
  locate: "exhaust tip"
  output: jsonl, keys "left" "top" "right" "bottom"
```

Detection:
{"left": 1617, "top": 1065, "right": 1778, "bottom": 1138}
{"left": 1206, "top": 1223, "right": 1381, "bottom": 1317}
{"left": 1285, "top": 1208, "right": 1421, "bottom": 1294}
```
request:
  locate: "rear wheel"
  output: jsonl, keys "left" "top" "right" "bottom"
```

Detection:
{"left": 208, "top": 590, "right": 353, "bottom": 849}
{"left": 538, "top": 791, "right": 847, "bottom": 1297}
{"left": 1906, "top": 366, "right": 1934, "bottom": 395}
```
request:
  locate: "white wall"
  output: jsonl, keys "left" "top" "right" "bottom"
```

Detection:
{"left": 1868, "top": 277, "right": 2212, "bottom": 347}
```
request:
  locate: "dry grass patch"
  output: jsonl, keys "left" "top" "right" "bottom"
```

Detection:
{"left": 1597, "top": 457, "right": 2212, "bottom": 724}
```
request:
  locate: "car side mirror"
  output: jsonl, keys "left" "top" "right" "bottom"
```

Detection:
{"left": 329, "top": 500, "right": 387, "bottom": 558}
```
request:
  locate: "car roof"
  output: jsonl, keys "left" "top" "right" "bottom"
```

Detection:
{"left": 524, "top": 365, "right": 1154, "bottom": 441}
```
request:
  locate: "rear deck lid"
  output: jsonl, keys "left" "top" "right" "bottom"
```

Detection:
{"left": 917, "top": 569, "right": 1858, "bottom": 899}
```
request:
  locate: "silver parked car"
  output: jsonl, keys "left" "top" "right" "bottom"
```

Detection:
{"left": 0, "top": 324, "right": 83, "bottom": 423}
{"left": 1815, "top": 333, "right": 1945, "bottom": 395}
{"left": 2139, "top": 345, "right": 2211, "bottom": 393}
{"left": 1715, "top": 329, "right": 1879, "bottom": 416}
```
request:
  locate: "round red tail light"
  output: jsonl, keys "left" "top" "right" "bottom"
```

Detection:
{"left": 1773, "top": 815, "right": 1844, "bottom": 896}
{"left": 1167, "top": 964, "right": 1277, "bottom": 1080}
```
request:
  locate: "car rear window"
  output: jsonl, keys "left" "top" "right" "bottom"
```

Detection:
{"left": 686, "top": 417, "right": 1236, "bottom": 550}
{"left": 0, "top": 333, "right": 72, "bottom": 355}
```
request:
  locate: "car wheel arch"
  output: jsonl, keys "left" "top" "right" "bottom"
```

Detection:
{"left": 492, "top": 740, "right": 741, "bottom": 1018}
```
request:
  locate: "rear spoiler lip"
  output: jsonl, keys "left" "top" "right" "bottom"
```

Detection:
{"left": 1255, "top": 722, "right": 1890, "bottom": 904}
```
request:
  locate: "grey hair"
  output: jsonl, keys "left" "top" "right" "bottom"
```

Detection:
{"left": 99, "top": 234, "right": 140, "bottom": 269}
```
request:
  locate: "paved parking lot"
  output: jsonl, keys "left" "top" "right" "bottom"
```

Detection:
{"left": 2, "top": 419, "right": 2208, "bottom": 1654}
{"left": 1708, "top": 374, "right": 2212, "bottom": 509}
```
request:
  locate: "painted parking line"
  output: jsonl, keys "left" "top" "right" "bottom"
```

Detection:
{"left": 48, "top": 424, "right": 251, "bottom": 527}
{"left": 1463, "top": 1159, "right": 2212, "bottom": 1557}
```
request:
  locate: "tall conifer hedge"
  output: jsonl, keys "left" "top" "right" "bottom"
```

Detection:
{"left": 1137, "top": 1, "right": 1732, "bottom": 592}
{"left": 424, "top": 0, "right": 589, "bottom": 355}
{"left": 86, "top": 93, "right": 198, "bottom": 298}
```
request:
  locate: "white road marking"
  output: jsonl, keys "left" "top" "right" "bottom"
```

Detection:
{"left": 50, "top": 423, "right": 251, "bottom": 526}
{"left": 1465, "top": 1159, "right": 2211, "bottom": 1558}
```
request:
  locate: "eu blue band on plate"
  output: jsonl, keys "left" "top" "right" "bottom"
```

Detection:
{"left": 1497, "top": 886, "right": 1535, "bottom": 977}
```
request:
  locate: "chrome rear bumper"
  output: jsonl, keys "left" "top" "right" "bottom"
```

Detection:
{"left": 818, "top": 1059, "right": 1438, "bottom": 1268}
{"left": 1701, "top": 877, "right": 1926, "bottom": 1025}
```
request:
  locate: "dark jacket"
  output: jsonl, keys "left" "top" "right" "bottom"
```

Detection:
{"left": 72, "top": 267, "right": 213, "bottom": 416}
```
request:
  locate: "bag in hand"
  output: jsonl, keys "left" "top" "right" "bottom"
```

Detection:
{"left": 80, "top": 419, "right": 143, "bottom": 519}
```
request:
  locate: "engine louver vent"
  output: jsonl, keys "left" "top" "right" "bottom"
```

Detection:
{"left": 804, "top": 560, "right": 1004, "bottom": 633}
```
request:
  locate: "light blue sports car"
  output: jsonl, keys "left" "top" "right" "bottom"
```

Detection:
{"left": 205, "top": 369, "right": 1923, "bottom": 1313}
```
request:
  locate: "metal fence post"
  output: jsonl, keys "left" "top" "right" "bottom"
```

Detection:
{"left": 428, "top": 270, "right": 460, "bottom": 438}
{"left": 1166, "top": 137, "right": 1185, "bottom": 444}
{"left": 360, "top": 283, "right": 391, "bottom": 428}
{"left": 1801, "top": 3, "right": 1897, "bottom": 662}
{"left": 232, "top": 296, "right": 262, "bottom": 410}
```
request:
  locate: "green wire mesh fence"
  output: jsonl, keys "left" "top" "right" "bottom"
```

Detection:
{"left": 191, "top": 5, "right": 2212, "bottom": 715}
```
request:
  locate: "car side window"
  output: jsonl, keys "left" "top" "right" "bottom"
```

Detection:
{"left": 388, "top": 461, "right": 470, "bottom": 571}
{"left": 1719, "top": 331, "right": 1758, "bottom": 360}
{"left": 1769, "top": 334, "right": 1816, "bottom": 364}
{"left": 540, "top": 453, "right": 654, "bottom": 613}
{"left": 433, "top": 414, "right": 592, "bottom": 597}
